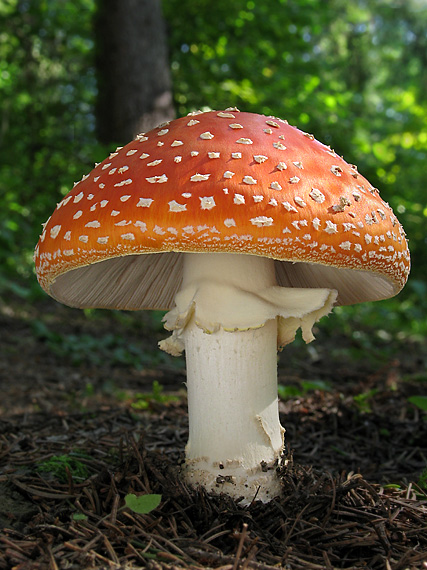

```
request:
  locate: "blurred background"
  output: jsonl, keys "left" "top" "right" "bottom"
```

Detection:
{"left": 0, "top": 0, "right": 426, "bottom": 367}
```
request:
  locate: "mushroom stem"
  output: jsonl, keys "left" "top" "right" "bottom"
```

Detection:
{"left": 184, "top": 316, "right": 284, "bottom": 502}
{"left": 159, "top": 252, "right": 337, "bottom": 502}
{"left": 163, "top": 253, "right": 285, "bottom": 502}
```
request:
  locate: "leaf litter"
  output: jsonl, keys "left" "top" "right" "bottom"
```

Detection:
{"left": 0, "top": 297, "right": 426, "bottom": 569}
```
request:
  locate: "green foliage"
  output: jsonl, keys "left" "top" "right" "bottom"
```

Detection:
{"left": 124, "top": 493, "right": 162, "bottom": 514}
{"left": 37, "top": 452, "right": 90, "bottom": 483}
{"left": 72, "top": 512, "right": 88, "bottom": 521}
{"left": 320, "top": 279, "right": 427, "bottom": 363}
{"left": 71, "top": 493, "right": 162, "bottom": 522}
{"left": 31, "top": 318, "right": 166, "bottom": 368}
{"left": 278, "top": 379, "right": 332, "bottom": 400}
{"left": 384, "top": 472, "right": 427, "bottom": 500}
{"left": 0, "top": 0, "right": 107, "bottom": 285}
{"left": 278, "top": 385, "right": 303, "bottom": 400}
{"left": 131, "top": 381, "right": 179, "bottom": 410}
{"left": 383, "top": 483, "right": 402, "bottom": 491}
{"left": 418, "top": 468, "right": 427, "bottom": 491}
{"left": 352, "top": 389, "right": 379, "bottom": 414}
{"left": 407, "top": 395, "right": 427, "bottom": 412}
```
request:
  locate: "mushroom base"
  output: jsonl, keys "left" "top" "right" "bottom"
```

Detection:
{"left": 184, "top": 456, "right": 283, "bottom": 504}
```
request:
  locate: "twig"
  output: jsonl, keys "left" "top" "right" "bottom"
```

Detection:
{"left": 47, "top": 546, "right": 59, "bottom": 570}
{"left": 233, "top": 523, "right": 248, "bottom": 570}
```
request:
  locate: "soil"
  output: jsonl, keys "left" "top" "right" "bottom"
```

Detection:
{"left": 0, "top": 294, "right": 426, "bottom": 569}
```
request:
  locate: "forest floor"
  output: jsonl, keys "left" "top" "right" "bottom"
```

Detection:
{"left": 0, "top": 294, "right": 426, "bottom": 570}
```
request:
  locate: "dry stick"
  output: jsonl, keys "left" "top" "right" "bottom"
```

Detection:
{"left": 63, "top": 540, "right": 91, "bottom": 554}
{"left": 104, "top": 471, "right": 120, "bottom": 507}
{"left": 78, "top": 532, "right": 102, "bottom": 553}
{"left": 47, "top": 546, "right": 59, "bottom": 570}
{"left": 0, "top": 537, "right": 28, "bottom": 554}
{"left": 37, "top": 524, "right": 76, "bottom": 539}
{"left": 201, "top": 526, "right": 231, "bottom": 544}
{"left": 241, "top": 545, "right": 258, "bottom": 570}
{"left": 128, "top": 434, "right": 152, "bottom": 492}
{"left": 243, "top": 534, "right": 260, "bottom": 558}
{"left": 110, "top": 492, "right": 120, "bottom": 525}
{"left": 74, "top": 498, "right": 101, "bottom": 523}
{"left": 3, "top": 548, "right": 28, "bottom": 565}
{"left": 103, "top": 534, "right": 120, "bottom": 565}
{"left": 166, "top": 513, "right": 179, "bottom": 540}
{"left": 89, "top": 548, "right": 121, "bottom": 567}
{"left": 119, "top": 436, "right": 124, "bottom": 464}
{"left": 65, "top": 465, "right": 74, "bottom": 495}
{"left": 127, "top": 521, "right": 199, "bottom": 565}
{"left": 357, "top": 476, "right": 381, "bottom": 503}
{"left": 157, "top": 550, "right": 185, "bottom": 563}
{"left": 282, "top": 503, "right": 311, "bottom": 548}
{"left": 90, "top": 480, "right": 103, "bottom": 514}
{"left": 125, "top": 541, "right": 152, "bottom": 565}
{"left": 321, "top": 472, "right": 337, "bottom": 528}
{"left": 371, "top": 519, "right": 391, "bottom": 553}
{"left": 292, "top": 557, "right": 342, "bottom": 570}
{"left": 170, "top": 498, "right": 199, "bottom": 535}
{"left": 82, "top": 486, "right": 98, "bottom": 514}
{"left": 11, "top": 477, "right": 76, "bottom": 500}
{"left": 99, "top": 518, "right": 126, "bottom": 537}
{"left": 186, "top": 548, "right": 293, "bottom": 570}
{"left": 321, "top": 550, "right": 333, "bottom": 570}
{"left": 233, "top": 523, "right": 248, "bottom": 570}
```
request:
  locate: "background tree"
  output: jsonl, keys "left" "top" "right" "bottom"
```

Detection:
{"left": 94, "top": 0, "right": 174, "bottom": 144}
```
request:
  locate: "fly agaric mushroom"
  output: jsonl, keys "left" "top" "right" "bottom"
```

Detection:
{"left": 35, "top": 109, "right": 410, "bottom": 503}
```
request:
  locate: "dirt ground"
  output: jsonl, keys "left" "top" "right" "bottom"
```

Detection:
{"left": 0, "top": 294, "right": 426, "bottom": 569}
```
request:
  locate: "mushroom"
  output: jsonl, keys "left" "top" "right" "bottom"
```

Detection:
{"left": 34, "top": 109, "right": 410, "bottom": 503}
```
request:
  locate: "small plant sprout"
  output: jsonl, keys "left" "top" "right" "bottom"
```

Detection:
{"left": 72, "top": 513, "right": 88, "bottom": 521}
{"left": 35, "top": 109, "right": 410, "bottom": 503}
{"left": 131, "top": 380, "right": 179, "bottom": 410}
{"left": 124, "top": 493, "right": 162, "bottom": 514}
{"left": 37, "top": 453, "right": 90, "bottom": 483}
{"left": 73, "top": 495, "right": 162, "bottom": 522}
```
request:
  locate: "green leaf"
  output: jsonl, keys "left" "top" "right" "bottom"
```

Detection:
{"left": 72, "top": 513, "right": 88, "bottom": 521}
{"left": 124, "top": 493, "right": 162, "bottom": 514}
{"left": 278, "top": 385, "right": 303, "bottom": 400}
{"left": 301, "top": 380, "right": 332, "bottom": 393}
{"left": 408, "top": 396, "right": 427, "bottom": 411}
{"left": 418, "top": 468, "right": 427, "bottom": 491}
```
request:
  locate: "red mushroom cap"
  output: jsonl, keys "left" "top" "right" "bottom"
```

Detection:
{"left": 34, "top": 109, "right": 410, "bottom": 309}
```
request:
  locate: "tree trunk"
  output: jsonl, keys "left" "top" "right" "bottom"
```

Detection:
{"left": 94, "top": 0, "right": 174, "bottom": 145}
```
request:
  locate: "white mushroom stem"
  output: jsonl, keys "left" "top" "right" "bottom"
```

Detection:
{"left": 159, "top": 253, "right": 337, "bottom": 503}
{"left": 184, "top": 317, "right": 284, "bottom": 502}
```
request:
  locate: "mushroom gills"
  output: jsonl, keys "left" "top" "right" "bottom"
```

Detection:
{"left": 49, "top": 252, "right": 396, "bottom": 311}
